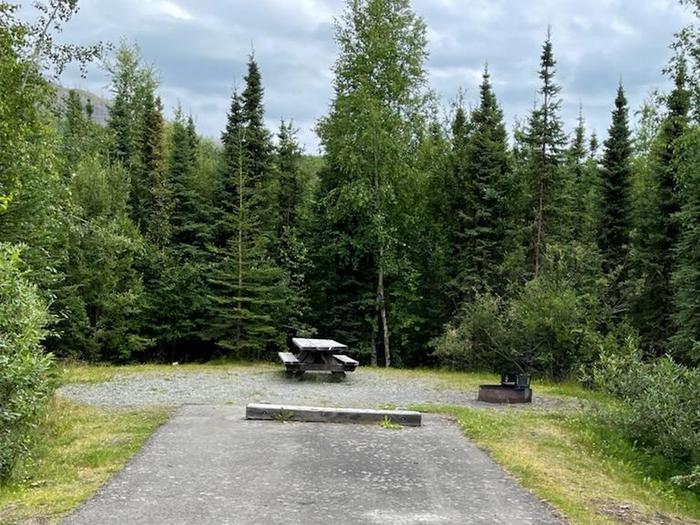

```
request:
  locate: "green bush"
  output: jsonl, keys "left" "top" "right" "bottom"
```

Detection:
{"left": 434, "top": 243, "right": 605, "bottom": 378}
{"left": 0, "top": 243, "right": 53, "bottom": 481}
{"left": 432, "top": 293, "right": 509, "bottom": 371}
{"left": 594, "top": 346, "right": 700, "bottom": 468}
{"left": 434, "top": 281, "right": 601, "bottom": 378}
{"left": 507, "top": 277, "right": 600, "bottom": 378}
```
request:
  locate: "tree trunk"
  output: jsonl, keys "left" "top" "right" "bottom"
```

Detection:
{"left": 377, "top": 248, "right": 391, "bottom": 367}
{"left": 370, "top": 320, "right": 377, "bottom": 367}
{"left": 534, "top": 179, "right": 544, "bottom": 279}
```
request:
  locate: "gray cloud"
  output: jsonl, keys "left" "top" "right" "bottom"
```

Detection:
{"left": 53, "top": 0, "right": 693, "bottom": 151}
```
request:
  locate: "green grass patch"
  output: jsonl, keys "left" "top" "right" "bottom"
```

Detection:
{"left": 415, "top": 404, "right": 700, "bottom": 524}
{"left": 0, "top": 397, "right": 169, "bottom": 525}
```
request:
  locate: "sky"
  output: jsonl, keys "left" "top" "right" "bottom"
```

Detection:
{"left": 50, "top": 0, "right": 695, "bottom": 152}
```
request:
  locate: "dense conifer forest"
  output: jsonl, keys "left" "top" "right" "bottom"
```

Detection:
{"left": 3, "top": 0, "right": 700, "bottom": 371}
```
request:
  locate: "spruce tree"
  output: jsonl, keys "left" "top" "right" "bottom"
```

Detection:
{"left": 60, "top": 89, "right": 87, "bottom": 177}
{"left": 630, "top": 60, "right": 690, "bottom": 353}
{"left": 276, "top": 120, "right": 304, "bottom": 235}
{"left": 671, "top": 127, "right": 700, "bottom": 365}
{"left": 274, "top": 120, "right": 311, "bottom": 332}
{"left": 142, "top": 94, "right": 173, "bottom": 246}
{"left": 599, "top": 84, "right": 632, "bottom": 273}
{"left": 242, "top": 55, "right": 276, "bottom": 230}
{"left": 107, "top": 44, "right": 157, "bottom": 229}
{"left": 455, "top": 67, "right": 511, "bottom": 298}
{"left": 565, "top": 109, "right": 600, "bottom": 246}
{"left": 170, "top": 108, "right": 210, "bottom": 251}
{"left": 523, "top": 29, "right": 567, "bottom": 278}
{"left": 443, "top": 104, "right": 471, "bottom": 296}
{"left": 206, "top": 81, "right": 289, "bottom": 357}
{"left": 108, "top": 45, "right": 145, "bottom": 166}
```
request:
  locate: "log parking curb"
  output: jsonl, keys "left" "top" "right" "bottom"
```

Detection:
{"left": 245, "top": 403, "right": 422, "bottom": 427}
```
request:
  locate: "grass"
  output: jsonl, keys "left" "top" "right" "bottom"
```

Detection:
{"left": 379, "top": 415, "right": 402, "bottom": 430}
{"left": 0, "top": 397, "right": 169, "bottom": 525}
{"left": 413, "top": 403, "right": 700, "bottom": 525}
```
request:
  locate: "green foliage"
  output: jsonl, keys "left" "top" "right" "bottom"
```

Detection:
{"left": 671, "top": 127, "right": 700, "bottom": 365}
{"left": 672, "top": 466, "right": 700, "bottom": 492}
{"left": 564, "top": 112, "right": 601, "bottom": 247}
{"left": 0, "top": 244, "right": 53, "bottom": 481}
{"left": 453, "top": 68, "right": 512, "bottom": 300}
{"left": 521, "top": 29, "right": 567, "bottom": 278}
{"left": 313, "top": 0, "right": 430, "bottom": 366}
{"left": 629, "top": 62, "right": 691, "bottom": 354}
{"left": 169, "top": 110, "right": 212, "bottom": 251}
{"left": 436, "top": 245, "right": 605, "bottom": 378}
{"left": 432, "top": 292, "right": 507, "bottom": 371}
{"left": 206, "top": 57, "right": 292, "bottom": 358}
{"left": 594, "top": 349, "right": 700, "bottom": 467}
{"left": 55, "top": 157, "right": 149, "bottom": 362}
{"left": 599, "top": 84, "right": 632, "bottom": 274}
{"left": 107, "top": 43, "right": 160, "bottom": 230}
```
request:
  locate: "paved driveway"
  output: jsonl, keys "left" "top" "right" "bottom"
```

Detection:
{"left": 63, "top": 405, "right": 564, "bottom": 525}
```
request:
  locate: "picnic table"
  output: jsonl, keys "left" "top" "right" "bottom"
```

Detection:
{"left": 278, "top": 337, "right": 359, "bottom": 376}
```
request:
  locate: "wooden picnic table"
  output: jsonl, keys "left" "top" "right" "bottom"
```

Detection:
{"left": 278, "top": 338, "right": 359, "bottom": 376}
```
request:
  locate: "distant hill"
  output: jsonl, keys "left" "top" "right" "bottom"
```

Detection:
{"left": 54, "top": 85, "right": 111, "bottom": 125}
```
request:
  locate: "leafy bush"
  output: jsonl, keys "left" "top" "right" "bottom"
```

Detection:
{"left": 672, "top": 466, "right": 700, "bottom": 491}
{"left": 594, "top": 346, "right": 700, "bottom": 468}
{"left": 434, "top": 282, "right": 601, "bottom": 378}
{"left": 0, "top": 244, "right": 53, "bottom": 481}
{"left": 434, "top": 243, "right": 605, "bottom": 378}
{"left": 433, "top": 293, "right": 509, "bottom": 371}
{"left": 507, "top": 277, "right": 600, "bottom": 378}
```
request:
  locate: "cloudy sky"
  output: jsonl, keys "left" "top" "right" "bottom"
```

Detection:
{"left": 52, "top": 0, "right": 693, "bottom": 152}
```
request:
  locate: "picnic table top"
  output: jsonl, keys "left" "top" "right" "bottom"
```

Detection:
{"left": 291, "top": 338, "right": 348, "bottom": 352}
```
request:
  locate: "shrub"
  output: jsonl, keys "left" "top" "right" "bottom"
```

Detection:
{"left": 434, "top": 243, "right": 605, "bottom": 378}
{"left": 507, "top": 277, "right": 600, "bottom": 378}
{"left": 434, "top": 280, "right": 601, "bottom": 378}
{"left": 594, "top": 347, "right": 700, "bottom": 467}
{"left": 0, "top": 243, "right": 53, "bottom": 481}
{"left": 433, "top": 293, "right": 509, "bottom": 371}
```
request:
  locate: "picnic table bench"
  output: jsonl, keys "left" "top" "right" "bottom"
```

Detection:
{"left": 278, "top": 337, "right": 359, "bottom": 376}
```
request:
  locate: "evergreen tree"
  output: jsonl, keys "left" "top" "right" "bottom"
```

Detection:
{"left": 142, "top": 94, "right": 173, "bottom": 246}
{"left": 275, "top": 120, "right": 311, "bottom": 331}
{"left": 455, "top": 67, "right": 511, "bottom": 299}
{"left": 565, "top": 109, "right": 600, "bottom": 246}
{"left": 206, "top": 79, "right": 289, "bottom": 357}
{"left": 242, "top": 55, "right": 276, "bottom": 232}
{"left": 60, "top": 89, "right": 87, "bottom": 177}
{"left": 671, "top": 127, "right": 700, "bottom": 365}
{"left": 522, "top": 29, "right": 567, "bottom": 278}
{"left": 441, "top": 103, "right": 471, "bottom": 304}
{"left": 630, "top": 60, "right": 691, "bottom": 353}
{"left": 107, "top": 44, "right": 157, "bottom": 229}
{"left": 170, "top": 108, "right": 210, "bottom": 251}
{"left": 276, "top": 120, "right": 304, "bottom": 235}
{"left": 599, "top": 84, "right": 632, "bottom": 273}
{"left": 415, "top": 120, "right": 453, "bottom": 356}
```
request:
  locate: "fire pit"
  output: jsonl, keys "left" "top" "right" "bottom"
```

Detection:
{"left": 478, "top": 373, "right": 532, "bottom": 404}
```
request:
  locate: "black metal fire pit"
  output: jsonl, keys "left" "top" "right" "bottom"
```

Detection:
{"left": 478, "top": 373, "right": 532, "bottom": 404}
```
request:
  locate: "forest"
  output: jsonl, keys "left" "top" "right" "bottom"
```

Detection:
{"left": 2, "top": 0, "right": 700, "bottom": 491}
